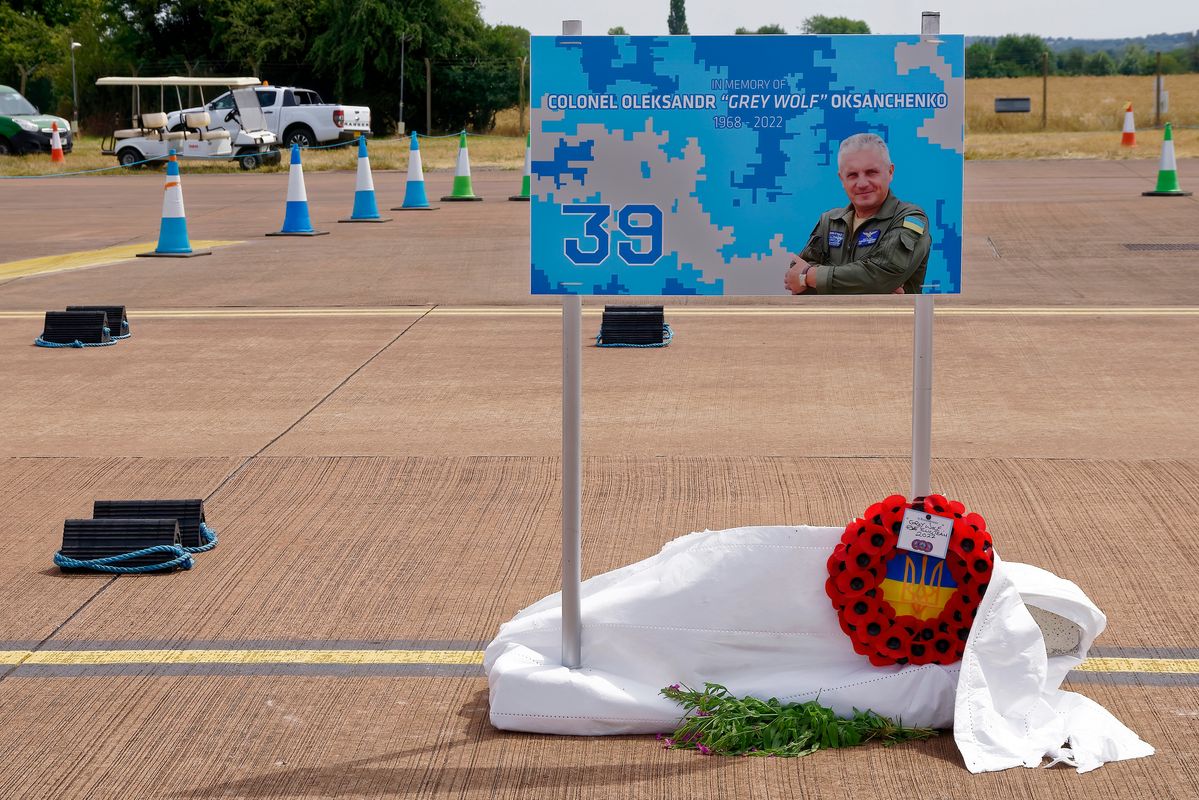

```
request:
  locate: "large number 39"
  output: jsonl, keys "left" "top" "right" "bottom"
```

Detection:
{"left": 562, "top": 204, "right": 663, "bottom": 266}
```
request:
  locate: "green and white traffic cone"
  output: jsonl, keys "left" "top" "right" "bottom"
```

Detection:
{"left": 440, "top": 132, "right": 483, "bottom": 201}
{"left": 1142, "top": 123, "right": 1192, "bottom": 197}
{"left": 509, "top": 132, "right": 531, "bottom": 201}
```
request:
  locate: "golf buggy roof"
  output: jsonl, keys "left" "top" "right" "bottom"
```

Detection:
{"left": 96, "top": 77, "right": 261, "bottom": 88}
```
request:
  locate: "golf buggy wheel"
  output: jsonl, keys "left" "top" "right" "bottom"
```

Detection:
{"left": 238, "top": 150, "right": 262, "bottom": 170}
{"left": 117, "top": 147, "right": 143, "bottom": 168}
{"left": 282, "top": 125, "right": 315, "bottom": 149}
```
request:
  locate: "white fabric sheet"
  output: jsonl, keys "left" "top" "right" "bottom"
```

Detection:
{"left": 485, "top": 525, "right": 1153, "bottom": 773}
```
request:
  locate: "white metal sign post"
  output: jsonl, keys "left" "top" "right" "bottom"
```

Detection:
{"left": 911, "top": 11, "right": 939, "bottom": 501}
{"left": 559, "top": 21, "right": 585, "bottom": 671}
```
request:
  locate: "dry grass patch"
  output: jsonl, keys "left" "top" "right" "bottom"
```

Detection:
{"left": 967, "top": 73, "right": 1199, "bottom": 133}
{"left": 967, "top": 127, "right": 1199, "bottom": 160}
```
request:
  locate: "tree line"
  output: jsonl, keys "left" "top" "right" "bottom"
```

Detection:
{"left": 967, "top": 34, "right": 1199, "bottom": 77}
{"left": 0, "top": 0, "right": 528, "bottom": 134}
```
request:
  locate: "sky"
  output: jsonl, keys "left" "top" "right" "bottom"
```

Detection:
{"left": 478, "top": 0, "right": 1197, "bottom": 39}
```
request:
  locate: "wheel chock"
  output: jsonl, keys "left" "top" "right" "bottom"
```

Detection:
{"left": 93, "top": 499, "right": 208, "bottom": 549}
{"left": 596, "top": 305, "right": 670, "bottom": 347}
{"left": 66, "top": 305, "right": 130, "bottom": 339}
{"left": 37, "top": 310, "right": 112, "bottom": 346}
{"left": 58, "top": 518, "right": 184, "bottom": 573}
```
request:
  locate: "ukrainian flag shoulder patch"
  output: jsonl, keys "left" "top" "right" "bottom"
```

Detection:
{"left": 902, "top": 216, "right": 926, "bottom": 234}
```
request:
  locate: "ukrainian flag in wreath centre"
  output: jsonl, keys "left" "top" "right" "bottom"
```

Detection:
{"left": 881, "top": 552, "right": 957, "bottom": 620}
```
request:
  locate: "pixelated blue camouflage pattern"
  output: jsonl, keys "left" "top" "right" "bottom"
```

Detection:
{"left": 530, "top": 35, "right": 964, "bottom": 296}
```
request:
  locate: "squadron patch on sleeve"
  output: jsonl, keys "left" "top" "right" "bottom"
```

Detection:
{"left": 828, "top": 230, "right": 845, "bottom": 247}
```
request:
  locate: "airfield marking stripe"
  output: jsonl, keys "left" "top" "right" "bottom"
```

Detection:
{"left": 1072, "top": 657, "right": 1199, "bottom": 674}
{"left": 0, "top": 241, "right": 241, "bottom": 280}
{"left": 0, "top": 307, "right": 1196, "bottom": 320}
{"left": 0, "top": 649, "right": 1197, "bottom": 674}
{"left": 20, "top": 649, "right": 484, "bottom": 666}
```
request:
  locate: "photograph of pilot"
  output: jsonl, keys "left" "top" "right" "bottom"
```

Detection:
{"left": 784, "top": 133, "right": 932, "bottom": 295}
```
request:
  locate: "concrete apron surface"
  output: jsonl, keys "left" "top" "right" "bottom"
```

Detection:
{"left": 0, "top": 162, "right": 1196, "bottom": 798}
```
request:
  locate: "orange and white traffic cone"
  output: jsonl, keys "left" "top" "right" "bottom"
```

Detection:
{"left": 50, "top": 122, "right": 66, "bottom": 163}
{"left": 1121, "top": 103, "right": 1136, "bottom": 147}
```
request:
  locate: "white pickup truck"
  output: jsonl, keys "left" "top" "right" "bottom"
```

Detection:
{"left": 167, "top": 85, "right": 370, "bottom": 148}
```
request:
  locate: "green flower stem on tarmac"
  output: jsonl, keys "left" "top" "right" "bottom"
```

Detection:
{"left": 658, "top": 682, "right": 937, "bottom": 757}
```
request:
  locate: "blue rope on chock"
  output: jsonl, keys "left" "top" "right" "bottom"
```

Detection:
{"left": 186, "top": 523, "right": 218, "bottom": 554}
{"left": 53, "top": 545, "right": 194, "bottom": 574}
{"left": 111, "top": 320, "right": 132, "bottom": 341}
{"left": 34, "top": 335, "right": 118, "bottom": 348}
{"left": 595, "top": 323, "right": 674, "bottom": 348}
{"left": 52, "top": 522, "right": 217, "bottom": 573}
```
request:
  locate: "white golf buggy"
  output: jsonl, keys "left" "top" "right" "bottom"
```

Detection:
{"left": 96, "top": 76, "right": 281, "bottom": 169}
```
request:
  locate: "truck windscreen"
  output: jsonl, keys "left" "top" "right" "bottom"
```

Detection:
{"left": 231, "top": 88, "right": 269, "bottom": 132}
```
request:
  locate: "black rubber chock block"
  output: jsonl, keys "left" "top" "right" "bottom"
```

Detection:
{"left": 66, "top": 305, "right": 128, "bottom": 335}
{"left": 39, "top": 311, "right": 111, "bottom": 345}
{"left": 599, "top": 305, "right": 666, "bottom": 345}
{"left": 93, "top": 499, "right": 207, "bottom": 549}
{"left": 59, "top": 518, "right": 182, "bottom": 572}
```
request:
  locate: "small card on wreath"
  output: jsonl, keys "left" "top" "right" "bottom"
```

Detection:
{"left": 897, "top": 509, "right": 953, "bottom": 560}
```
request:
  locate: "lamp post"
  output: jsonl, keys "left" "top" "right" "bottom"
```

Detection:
{"left": 70, "top": 41, "right": 81, "bottom": 134}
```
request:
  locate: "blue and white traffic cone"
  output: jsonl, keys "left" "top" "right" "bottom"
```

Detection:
{"left": 137, "top": 150, "right": 212, "bottom": 258}
{"left": 267, "top": 143, "right": 329, "bottom": 236}
{"left": 339, "top": 135, "right": 392, "bottom": 222}
{"left": 392, "top": 132, "right": 437, "bottom": 211}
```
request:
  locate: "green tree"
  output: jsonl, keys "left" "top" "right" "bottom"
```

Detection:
{"left": 801, "top": 16, "right": 869, "bottom": 34}
{"left": 667, "top": 0, "right": 687, "bottom": 35}
{"left": 991, "top": 34, "right": 1045, "bottom": 76}
{"left": 1084, "top": 50, "right": 1116, "bottom": 76}
{"left": 1056, "top": 47, "right": 1087, "bottom": 76}
{"left": 212, "top": 0, "right": 316, "bottom": 77}
{"left": 735, "top": 24, "right": 785, "bottom": 34}
{"left": 607, "top": 26, "right": 627, "bottom": 35}
{"left": 1118, "top": 44, "right": 1150, "bottom": 75}
{"left": 0, "top": 4, "right": 62, "bottom": 94}
{"left": 965, "top": 41, "right": 994, "bottom": 78}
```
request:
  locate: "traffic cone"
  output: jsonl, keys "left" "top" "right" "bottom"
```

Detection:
{"left": 509, "top": 132, "right": 531, "bottom": 201}
{"left": 267, "top": 143, "right": 329, "bottom": 236}
{"left": 391, "top": 132, "right": 438, "bottom": 211}
{"left": 339, "top": 135, "right": 392, "bottom": 223}
{"left": 1142, "top": 123, "right": 1192, "bottom": 197}
{"left": 1121, "top": 102, "right": 1136, "bottom": 147}
{"left": 50, "top": 122, "right": 65, "bottom": 163}
{"left": 137, "top": 151, "right": 212, "bottom": 258}
{"left": 440, "top": 132, "right": 483, "bottom": 201}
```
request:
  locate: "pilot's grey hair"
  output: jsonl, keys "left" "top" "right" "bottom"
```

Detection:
{"left": 837, "top": 133, "right": 891, "bottom": 171}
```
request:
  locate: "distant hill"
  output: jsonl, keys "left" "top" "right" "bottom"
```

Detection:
{"left": 966, "top": 32, "right": 1196, "bottom": 54}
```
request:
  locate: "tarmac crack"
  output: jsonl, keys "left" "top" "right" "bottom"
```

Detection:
{"left": 200, "top": 304, "right": 438, "bottom": 502}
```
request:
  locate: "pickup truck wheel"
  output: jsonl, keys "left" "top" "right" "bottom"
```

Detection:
{"left": 282, "top": 125, "right": 316, "bottom": 148}
{"left": 238, "top": 150, "right": 262, "bottom": 170}
{"left": 117, "top": 147, "right": 144, "bottom": 168}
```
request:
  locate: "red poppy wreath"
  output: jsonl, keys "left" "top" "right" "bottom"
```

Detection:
{"left": 825, "top": 494, "right": 994, "bottom": 667}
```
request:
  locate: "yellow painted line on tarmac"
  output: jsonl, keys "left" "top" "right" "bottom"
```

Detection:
{"left": 0, "top": 306, "right": 1196, "bottom": 321}
{"left": 20, "top": 649, "right": 484, "bottom": 666}
{"left": 1073, "top": 657, "right": 1199, "bottom": 674}
{"left": 0, "top": 241, "right": 240, "bottom": 281}
{"left": 0, "top": 651, "right": 30, "bottom": 665}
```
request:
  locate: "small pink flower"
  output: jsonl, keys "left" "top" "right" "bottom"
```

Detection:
{"left": 669, "top": 683, "right": 681, "bottom": 691}
{"left": 695, "top": 709, "right": 710, "bottom": 717}
{"left": 661, "top": 738, "right": 675, "bottom": 749}
{"left": 697, "top": 744, "right": 712, "bottom": 756}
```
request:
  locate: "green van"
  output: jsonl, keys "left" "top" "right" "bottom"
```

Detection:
{"left": 0, "top": 85, "right": 73, "bottom": 155}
